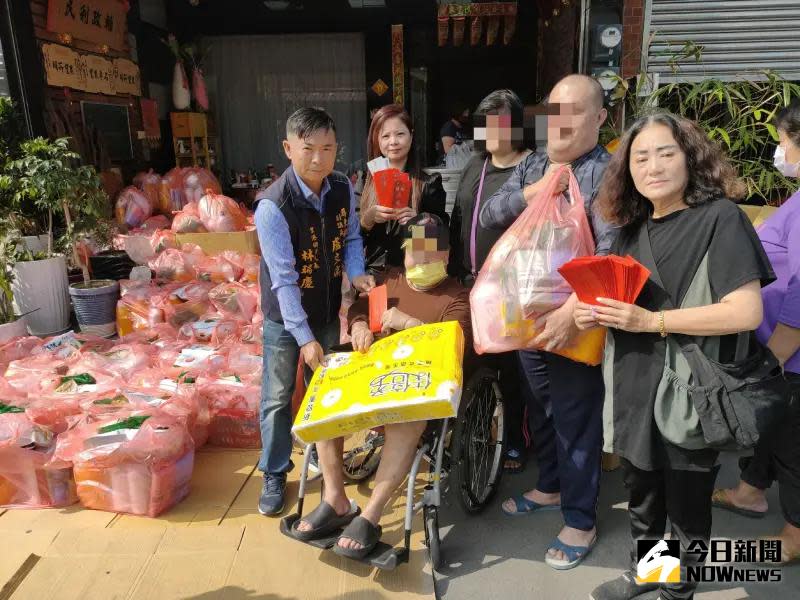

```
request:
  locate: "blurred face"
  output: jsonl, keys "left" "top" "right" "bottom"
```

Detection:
{"left": 483, "top": 112, "right": 517, "bottom": 156}
{"left": 282, "top": 128, "right": 337, "bottom": 189}
{"left": 379, "top": 117, "right": 412, "bottom": 163}
{"left": 778, "top": 129, "right": 800, "bottom": 165}
{"left": 403, "top": 231, "right": 448, "bottom": 270}
{"left": 629, "top": 123, "right": 689, "bottom": 206}
{"left": 547, "top": 82, "right": 607, "bottom": 162}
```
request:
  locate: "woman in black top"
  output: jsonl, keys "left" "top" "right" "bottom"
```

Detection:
{"left": 360, "top": 104, "right": 447, "bottom": 276}
{"left": 448, "top": 89, "right": 532, "bottom": 472}
{"left": 580, "top": 113, "right": 774, "bottom": 600}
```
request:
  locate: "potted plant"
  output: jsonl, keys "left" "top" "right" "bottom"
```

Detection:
{"left": 0, "top": 137, "right": 110, "bottom": 336}
{"left": 0, "top": 231, "right": 28, "bottom": 342}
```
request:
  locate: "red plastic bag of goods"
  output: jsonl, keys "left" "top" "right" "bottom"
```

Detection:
{"left": 0, "top": 336, "right": 41, "bottom": 374}
{"left": 159, "top": 281, "right": 213, "bottom": 328}
{"left": 239, "top": 254, "right": 260, "bottom": 284}
{"left": 136, "top": 214, "right": 171, "bottom": 233}
{"left": 240, "top": 311, "right": 263, "bottom": 345}
{"left": 197, "top": 377, "right": 261, "bottom": 449}
{"left": 70, "top": 343, "right": 156, "bottom": 380}
{"left": 208, "top": 283, "right": 259, "bottom": 322}
{"left": 115, "top": 186, "right": 153, "bottom": 229}
{"left": 182, "top": 168, "right": 221, "bottom": 206}
{"left": 156, "top": 342, "right": 227, "bottom": 379}
{"left": 149, "top": 248, "right": 201, "bottom": 282}
{"left": 198, "top": 191, "right": 247, "bottom": 232}
{"left": 160, "top": 167, "right": 185, "bottom": 214}
{"left": 178, "top": 315, "right": 240, "bottom": 345}
{"left": 0, "top": 413, "right": 77, "bottom": 508}
{"left": 171, "top": 202, "right": 207, "bottom": 234}
{"left": 4, "top": 353, "right": 70, "bottom": 397}
{"left": 470, "top": 166, "right": 603, "bottom": 366}
{"left": 119, "top": 323, "right": 179, "bottom": 346}
{"left": 54, "top": 413, "right": 194, "bottom": 517}
{"left": 196, "top": 254, "right": 243, "bottom": 284}
{"left": 135, "top": 169, "right": 162, "bottom": 211}
{"left": 151, "top": 229, "right": 177, "bottom": 254}
{"left": 116, "top": 285, "right": 170, "bottom": 338}
{"left": 121, "top": 383, "right": 210, "bottom": 449}
{"left": 225, "top": 343, "right": 262, "bottom": 384}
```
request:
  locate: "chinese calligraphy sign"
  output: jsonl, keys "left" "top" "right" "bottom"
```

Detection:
{"left": 47, "top": 0, "right": 127, "bottom": 51}
{"left": 42, "top": 43, "right": 141, "bottom": 96}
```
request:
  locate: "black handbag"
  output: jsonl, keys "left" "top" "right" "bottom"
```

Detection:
{"left": 638, "top": 225, "right": 789, "bottom": 451}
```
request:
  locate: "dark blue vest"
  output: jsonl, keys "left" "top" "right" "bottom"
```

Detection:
{"left": 255, "top": 167, "right": 351, "bottom": 329}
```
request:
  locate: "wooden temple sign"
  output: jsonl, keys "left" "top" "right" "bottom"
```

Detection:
{"left": 391, "top": 24, "right": 404, "bottom": 105}
{"left": 42, "top": 43, "right": 141, "bottom": 96}
{"left": 437, "top": 2, "right": 518, "bottom": 46}
{"left": 47, "top": 0, "right": 128, "bottom": 51}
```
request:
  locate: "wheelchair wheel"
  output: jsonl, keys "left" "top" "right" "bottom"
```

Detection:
{"left": 449, "top": 367, "right": 505, "bottom": 514}
{"left": 342, "top": 429, "right": 384, "bottom": 481}
{"left": 423, "top": 505, "right": 442, "bottom": 571}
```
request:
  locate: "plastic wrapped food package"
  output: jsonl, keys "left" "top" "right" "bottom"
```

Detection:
{"left": 225, "top": 343, "right": 262, "bottom": 384}
{"left": 160, "top": 167, "right": 185, "bottom": 214}
{"left": 116, "top": 286, "right": 169, "bottom": 338}
{"left": 239, "top": 253, "right": 260, "bottom": 284}
{"left": 196, "top": 254, "right": 242, "bottom": 283}
{"left": 198, "top": 378, "right": 261, "bottom": 449}
{"left": 0, "top": 413, "right": 77, "bottom": 508}
{"left": 136, "top": 214, "right": 171, "bottom": 233}
{"left": 0, "top": 336, "right": 41, "bottom": 374}
{"left": 159, "top": 281, "right": 213, "bottom": 328}
{"left": 198, "top": 191, "right": 248, "bottom": 232}
{"left": 208, "top": 282, "right": 259, "bottom": 322}
{"left": 115, "top": 186, "right": 154, "bottom": 229}
{"left": 4, "top": 353, "right": 70, "bottom": 396}
{"left": 149, "top": 246, "right": 203, "bottom": 281}
{"left": 240, "top": 311, "right": 263, "bottom": 345}
{"left": 171, "top": 202, "right": 207, "bottom": 234}
{"left": 181, "top": 168, "right": 222, "bottom": 206}
{"left": 55, "top": 414, "right": 195, "bottom": 516}
{"left": 121, "top": 384, "right": 209, "bottom": 449}
{"left": 178, "top": 315, "right": 240, "bottom": 346}
{"left": 151, "top": 229, "right": 177, "bottom": 254}
{"left": 136, "top": 170, "right": 162, "bottom": 211}
{"left": 71, "top": 344, "right": 156, "bottom": 380}
{"left": 155, "top": 342, "right": 227, "bottom": 379}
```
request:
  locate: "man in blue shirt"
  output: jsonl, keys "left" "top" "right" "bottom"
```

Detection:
{"left": 481, "top": 75, "right": 615, "bottom": 570}
{"left": 254, "top": 107, "right": 375, "bottom": 515}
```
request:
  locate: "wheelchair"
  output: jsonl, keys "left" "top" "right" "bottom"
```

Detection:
{"left": 279, "top": 364, "right": 506, "bottom": 571}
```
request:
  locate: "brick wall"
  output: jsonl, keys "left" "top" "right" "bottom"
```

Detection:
{"left": 622, "top": 0, "right": 644, "bottom": 78}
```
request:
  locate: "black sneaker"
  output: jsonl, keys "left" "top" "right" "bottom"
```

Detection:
{"left": 258, "top": 472, "right": 287, "bottom": 516}
{"left": 589, "top": 571, "right": 660, "bottom": 600}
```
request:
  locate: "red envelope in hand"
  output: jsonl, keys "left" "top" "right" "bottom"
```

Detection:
{"left": 374, "top": 169, "right": 401, "bottom": 208}
{"left": 392, "top": 172, "right": 412, "bottom": 209}
{"left": 558, "top": 255, "right": 651, "bottom": 305}
{"left": 368, "top": 285, "right": 388, "bottom": 333}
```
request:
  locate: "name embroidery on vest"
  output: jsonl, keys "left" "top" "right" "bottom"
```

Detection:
{"left": 332, "top": 207, "right": 347, "bottom": 278}
{"left": 300, "top": 225, "right": 321, "bottom": 289}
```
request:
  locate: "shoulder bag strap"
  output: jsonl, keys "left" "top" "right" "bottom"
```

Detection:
{"left": 469, "top": 158, "right": 490, "bottom": 276}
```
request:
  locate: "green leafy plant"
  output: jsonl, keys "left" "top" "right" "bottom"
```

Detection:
{"left": 1, "top": 137, "right": 108, "bottom": 260}
{"left": 604, "top": 45, "right": 800, "bottom": 204}
{"left": 0, "top": 229, "right": 23, "bottom": 324}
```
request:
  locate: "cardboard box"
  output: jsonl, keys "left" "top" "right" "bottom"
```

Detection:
{"left": 739, "top": 204, "right": 777, "bottom": 228}
{"left": 176, "top": 230, "right": 260, "bottom": 256}
{"left": 292, "top": 321, "right": 465, "bottom": 444}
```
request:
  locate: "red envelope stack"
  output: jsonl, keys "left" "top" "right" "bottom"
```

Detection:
{"left": 373, "top": 169, "right": 411, "bottom": 209}
{"left": 557, "top": 255, "right": 651, "bottom": 305}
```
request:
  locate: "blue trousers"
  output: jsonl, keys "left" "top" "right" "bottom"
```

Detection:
{"left": 258, "top": 319, "right": 340, "bottom": 474}
{"left": 518, "top": 350, "right": 604, "bottom": 531}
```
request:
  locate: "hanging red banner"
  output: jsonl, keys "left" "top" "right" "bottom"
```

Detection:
{"left": 391, "top": 24, "right": 404, "bottom": 105}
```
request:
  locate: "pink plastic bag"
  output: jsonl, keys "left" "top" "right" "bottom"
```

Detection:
{"left": 208, "top": 282, "right": 259, "bottom": 322}
{"left": 120, "top": 384, "right": 209, "bottom": 449}
{"left": 0, "top": 336, "right": 41, "bottom": 374}
{"left": 115, "top": 186, "right": 153, "bottom": 228}
{"left": 178, "top": 315, "right": 240, "bottom": 345}
{"left": 471, "top": 167, "right": 595, "bottom": 355}
{"left": 198, "top": 191, "right": 247, "bottom": 232}
{"left": 151, "top": 229, "right": 178, "bottom": 254}
{"left": 160, "top": 167, "right": 185, "bottom": 213}
{"left": 149, "top": 248, "right": 202, "bottom": 281}
{"left": 196, "top": 254, "right": 242, "bottom": 283}
{"left": 0, "top": 413, "right": 77, "bottom": 508}
{"left": 71, "top": 343, "right": 156, "bottom": 379}
{"left": 160, "top": 281, "right": 213, "bottom": 328}
{"left": 135, "top": 214, "right": 171, "bottom": 233}
{"left": 135, "top": 169, "right": 162, "bottom": 212}
{"left": 182, "top": 168, "right": 222, "bottom": 206}
{"left": 239, "top": 254, "right": 260, "bottom": 284}
{"left": 54, "top": 413, "right": 194, "bottom": 516}
{"left": 198, "top": 378, "right": 261, "bottom": 449}
{"left": 225, "top": 343, "right": 263, "bottom": 384}
{"left": 171, "top": 202, "right": 207, "bottom": 234}
{"left": 240, "top": 311, "right": 263, "bottom": 345}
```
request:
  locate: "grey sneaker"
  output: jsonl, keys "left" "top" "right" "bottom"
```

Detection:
{"left": 589, "top": 571, "right": 660, "bottom": 600}
{"left": 258, "top": 473, "right": 287, "bottom": 516}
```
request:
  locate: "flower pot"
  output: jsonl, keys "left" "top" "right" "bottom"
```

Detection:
{"left": 21, "top": 235, "right": 52, "bottom": 255}
{"left": 12, "top": 256, "right": 70, "bottom": 336}
{"left": 69, "top": 279, "right": 120, "bottom": 338}
{"left": 0, "top": 316, "right": 28, "bottom": 343}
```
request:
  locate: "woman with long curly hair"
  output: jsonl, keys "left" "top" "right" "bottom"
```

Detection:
{"left": 359, "top": 104, "right": 447, "bottom": 275}
{"left": 581, "top": 112, "right": 775, "bottom": 600}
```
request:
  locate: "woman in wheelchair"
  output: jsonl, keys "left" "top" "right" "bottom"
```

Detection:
{"left": 291, "top": 212, "right": 472, "bottom": 559}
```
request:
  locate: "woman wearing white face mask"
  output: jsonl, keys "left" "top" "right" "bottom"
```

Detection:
{"left": 712, "top": 99, "right": 800, "bottom": 565}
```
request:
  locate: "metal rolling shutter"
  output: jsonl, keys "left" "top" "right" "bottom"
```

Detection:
{"left": 645, "top": 0, "right": 800, "bottom": 82}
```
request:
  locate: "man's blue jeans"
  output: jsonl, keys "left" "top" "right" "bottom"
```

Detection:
{"left": 259, "top": 319, "right": 340, "bottom": 475}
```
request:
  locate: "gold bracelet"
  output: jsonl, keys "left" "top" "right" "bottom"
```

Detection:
{"left": 658, "top": 311, "right": 667, "bottom": 338}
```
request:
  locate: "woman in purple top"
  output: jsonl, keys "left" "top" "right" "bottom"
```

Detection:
{"left": 712, "top": 99, "right": 800, "bottom": 565}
